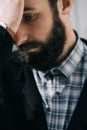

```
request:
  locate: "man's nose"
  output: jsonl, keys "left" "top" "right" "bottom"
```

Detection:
{"left": 15, "top": 26, "right": 29, "bottom": 46}
{"left": 15, "top": 32, "right": 29, "bottom": 46}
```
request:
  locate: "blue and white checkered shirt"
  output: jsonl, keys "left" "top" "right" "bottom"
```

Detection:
{"left": 32, "top": 37, "right": 87, "bottom": 130}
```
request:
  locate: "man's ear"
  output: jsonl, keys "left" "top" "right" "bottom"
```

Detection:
{"left": 57, "top": 0, "right": 72, "bottom": 15}
{"left": 62, "top": 0, "right": 72, "bottom": 14}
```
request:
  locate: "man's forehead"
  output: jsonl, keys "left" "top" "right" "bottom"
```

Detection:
{"left": 24, "top": 0, "right": 37, "bottom": 12}
{"left": 24, "top": 0, "right": 49, "bottom": 11}
{"left": 24, "top": 0, "right": 42, "bottom": 4}
{"left": 24, "top": 0, "right": 49, "bottom": 6}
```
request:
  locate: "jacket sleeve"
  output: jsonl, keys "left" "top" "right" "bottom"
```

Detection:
{"left": 0, "top": 25, "right": 14, "bottom": 88}
{"left": 0, "top": 25, "right": 14, "bottom": 130}
{"left": 0, "top": 25, "right": 14, "bottom": 64}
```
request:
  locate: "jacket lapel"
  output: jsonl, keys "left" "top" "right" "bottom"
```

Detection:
{"left": 18, "top": 64, "right": 48, "bottom": 130}
{"left": 67, "top": 79, "right": 87, "bottom": 130}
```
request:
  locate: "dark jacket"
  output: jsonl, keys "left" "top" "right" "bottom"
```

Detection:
{"left": 0, "top": 26, "right": 48, "bottom": 130}
{"left": 0, "top": 26, "right": 87, "bottom": 130}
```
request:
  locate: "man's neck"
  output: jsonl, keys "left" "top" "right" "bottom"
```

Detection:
{"left": 57, "top": 30, "right": 77, "bottom": 63}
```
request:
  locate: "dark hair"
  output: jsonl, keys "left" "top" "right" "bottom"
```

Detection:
{"left": 48, "top": 0, "right": 57, "bottom": 5}
{"left": 48, "top": 0, "right": 57, "bottom": 9}
{"left": 48, "top": 0, "right": 59, "bottom": 22}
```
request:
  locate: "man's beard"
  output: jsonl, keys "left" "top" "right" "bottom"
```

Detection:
{"left": 18, "top": 18, "right": 66, "bottom": 71}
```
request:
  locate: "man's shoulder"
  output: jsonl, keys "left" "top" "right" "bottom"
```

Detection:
{"left": 80, "top": 38, "right": 87, "bottom": 74}
{"left": 4, "top": 51, "right": 22, "bottom": 77}
{"left": 80, "top": 37, "right": 87, "bottom": 56}
{"left": 6, "top": 50, "right": 31, "bottom": 75}
{"left": 8, "top": 50, "right": 22, "bottom": 64}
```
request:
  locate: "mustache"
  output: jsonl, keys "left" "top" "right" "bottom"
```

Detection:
{"left": 19, "top": 41, "right": 42, "bottom": 51}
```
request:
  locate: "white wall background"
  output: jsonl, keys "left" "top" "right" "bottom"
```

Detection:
{"left": 70, "top": 0, "right": 87, "bottom": 39}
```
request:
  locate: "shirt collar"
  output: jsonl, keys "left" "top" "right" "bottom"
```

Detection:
{"left": 58, "top": 37, "right": 85, "bottom": 77}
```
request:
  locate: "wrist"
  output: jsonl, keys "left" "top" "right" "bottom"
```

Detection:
{"left": 0, "top": 21, "right": 15, "bottom": 39}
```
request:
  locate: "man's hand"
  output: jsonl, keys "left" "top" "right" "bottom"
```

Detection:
{"left": 0, "top": 0, "right": 24, "bottom": 33}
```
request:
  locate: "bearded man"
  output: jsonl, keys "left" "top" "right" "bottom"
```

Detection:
{"left": 0, "top": 0, "right": 87, "bottom": 130}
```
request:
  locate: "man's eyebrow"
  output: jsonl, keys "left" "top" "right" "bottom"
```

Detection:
{"left": 24, "top": 7, "right": 36, "bottom": 11}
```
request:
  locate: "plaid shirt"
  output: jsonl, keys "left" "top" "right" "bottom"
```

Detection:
{"left": 32, "top": 37, "right": 87, "bottom": 130}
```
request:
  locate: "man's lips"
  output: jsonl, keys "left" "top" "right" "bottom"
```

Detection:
{"left": 25, "top": 46, "right": 41, "bottom": 53}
